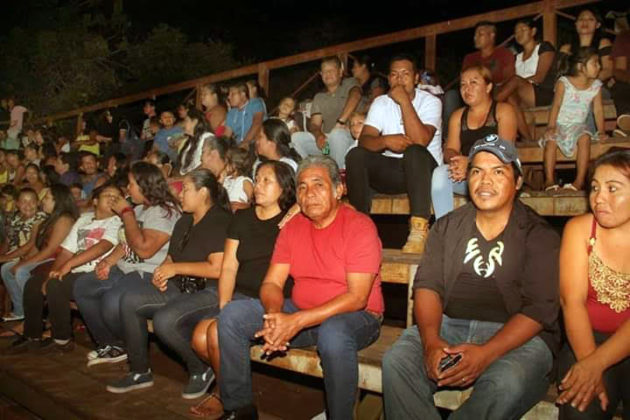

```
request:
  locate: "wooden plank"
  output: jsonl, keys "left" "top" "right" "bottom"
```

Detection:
{"left": 425, "top": 34, "right": 437, "bottom": 71}
{"left": 258, "top": 63, "right": 270, "bottom": 98}
{"left": 251, "top": 325, "right": 403, "bottom": 394}
{"left": 370, "top": 192, "right": 589, "bottom": 216}
{"left": 525, "top": 101, "right": 617, "bottom": 125}
{"left": 31, "top": 0, "right": 598, "bottom": 125}
{"left": 542, "top": 0, "right": 558, "bottom": 46}
{"left": 518, "top": 137, "right": 630, "bottom": 163}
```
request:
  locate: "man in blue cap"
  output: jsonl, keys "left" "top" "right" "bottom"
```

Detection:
{"left": 382, "top": 134, "right": 561, "bottom": 419}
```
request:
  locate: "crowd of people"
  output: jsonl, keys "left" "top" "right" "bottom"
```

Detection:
{"left": 0, "top": 7, "right": 628, "bottom": 420}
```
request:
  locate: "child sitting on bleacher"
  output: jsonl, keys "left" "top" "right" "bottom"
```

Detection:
{"left": 221, "top": 147, "right": 253, "bottom": 212}
{"left": 541, "top": 47, "right": 607, "bottom": 191}
{"left": 271, "top": 97, "right": 299, "bottom": 134}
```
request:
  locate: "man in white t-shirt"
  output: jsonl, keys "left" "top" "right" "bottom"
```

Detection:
{"left": 346, "top": 54, "right": 443, "bottom": 254}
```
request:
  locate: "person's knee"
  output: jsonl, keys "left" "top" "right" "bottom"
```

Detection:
{"left": 191, "top": 319, "right": 212, "bottom": 358}
{"left": 316, "top": 317, "right": 356, "bottom": 360}
{"left": 345, "top": 146, "right": 367, "bottom": 169}
{"left": 218, "top": 300, "right": 254, "bottom": 335}
{"left": 403, "top": 144, "right": 431, "bottom": 162}
{"left": 431, "top": 165, "right": 450, "bottom": 190}
{"left": 152, "top": 307, "right": 177, "bottom": 339}
{"left": 208, "top": 321, "right": 219, "bottom": 354}
{"left": 480, "top": 363, "right": 531, "bottom": 400}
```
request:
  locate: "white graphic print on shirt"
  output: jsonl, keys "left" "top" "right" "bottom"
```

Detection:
{"left": 463, "top": 238, "right": 504, "bottom": 278}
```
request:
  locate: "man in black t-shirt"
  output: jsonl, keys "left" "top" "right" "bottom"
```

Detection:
{"left": 382, "top": 134, "right": 561, "bottom": 419}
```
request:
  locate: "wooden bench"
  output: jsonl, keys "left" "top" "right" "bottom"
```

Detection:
{"left": 518, "top": 137, "right": 630, "bottom": 164}
{"left": 370, "top": 191, "right": 589, "bottom": 217}
{"left": 246, "top": 249, "right": 577, "bottom": 420}
{"left": 523, "top": 101, "right": 619, "bottom": 140}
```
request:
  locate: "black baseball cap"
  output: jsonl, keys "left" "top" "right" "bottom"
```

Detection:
{"left": 468, "top": 134, "right": 523, "bottom": 175}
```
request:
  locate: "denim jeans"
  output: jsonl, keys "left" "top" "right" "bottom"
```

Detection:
{"left": 1, "top": 258, "right": 54, "bottom": 317}
{"left": 120, "top": 280, "right": 220, "bottom": 375}
{"left": 382, "top": 315, "right": 553, "bottom": 420}
{"left": 345, "top": 145, "right": 437, "bottom": 218}
{"left": 218, "top": 299, "right": 381, "bottom": 419}
{"left": 73, "top": 267, "right": 151, "bottom": 347}
{"left": 431, "top": 164, "right": 469, "bottom": 220}
{"left": 291, "top": 129, "right": 355, "bottom": 169}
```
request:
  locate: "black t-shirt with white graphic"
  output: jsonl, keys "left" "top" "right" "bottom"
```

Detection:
{"left": 444, "top": 225, "right": 510, "bottom": 323}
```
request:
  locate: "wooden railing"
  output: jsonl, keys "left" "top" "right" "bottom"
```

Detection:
{"left": 10, "top": 0, "right": 598, "bottom": 132}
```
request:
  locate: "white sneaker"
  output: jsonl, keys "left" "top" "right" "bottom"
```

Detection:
{"left": 311, "top": 410, "right": 327, "bottom": 420}
{"left": 87, "top": 345, "right": 127, "bottom": 367}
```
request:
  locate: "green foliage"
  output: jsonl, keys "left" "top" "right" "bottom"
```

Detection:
{"left": 0, "top": 1, "right": 239, "bottom": 118}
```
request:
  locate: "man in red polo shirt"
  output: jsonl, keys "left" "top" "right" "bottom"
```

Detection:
{"left": 218, "top": 156, "right": 384, "bottom": 420}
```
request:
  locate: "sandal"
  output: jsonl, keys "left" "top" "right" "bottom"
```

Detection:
{"left": 190, "top": 392, "right": 224, "bottom": 418}
{"left": 544, "top": 184, "right": 560, "bottom": 192}
{"left": 562, "top": 184, "right": 579, "bottom": 192}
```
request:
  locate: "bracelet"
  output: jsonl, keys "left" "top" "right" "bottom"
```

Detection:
{"left": 120, "top": 206, "right": 134, "bottom": 216}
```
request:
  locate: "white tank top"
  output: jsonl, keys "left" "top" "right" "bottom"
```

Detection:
{"left": 515, "top": 43, "right": 541, "bottom": 79}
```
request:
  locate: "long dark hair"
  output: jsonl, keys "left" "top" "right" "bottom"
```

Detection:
{"left": 591, "top": 147, "right": 630, "bottom": 183}
{"left": 568, "top": 8, "right": 605, "bottom": 55}
{"left": 130, "top": 161, "right": 180, "bottom": 215}
{"left": 255, "top": 161, "right": 296, "bottom": 212}
{"left": 260, "top": 119, "right": 302, "bottom": 163}
{"left": 185, "top": 168, "right": 231, "bottom": 213}
{"left": 36, "top": 184, "right": 79, "bottom": 249}
{"left": 180, "top": 108, "right": 211, "bottom": 171}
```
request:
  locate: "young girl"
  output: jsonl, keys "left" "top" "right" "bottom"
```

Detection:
{"left": 221, "top": 148, "right": 253, "bottom": 211}
{"left": 145, "top": 150, "right": 172, "bottom": 180}
{"left": 542, "top": 47, "right": 607, "bottom": 191}
{"left": 272, "top": 97, "right": 299, "bottom": 134}
{"left": 22, "top": 164, "right": 47, "bottom": 200}
{"left": 6, "top": 150, "right": 25, "bottom": 185}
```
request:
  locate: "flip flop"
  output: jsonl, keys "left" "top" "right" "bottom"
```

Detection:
{"left": 562, "top": 184, "right": 579, "bottom": 191}
{"left": 190, "top": 392, "right": 223, "bottom": 418}
{"left": 544, "top": 184, "right": 560, "bottom": 192}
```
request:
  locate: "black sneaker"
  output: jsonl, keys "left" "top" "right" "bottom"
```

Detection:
{"left": 106, "top": 371, "right": 154, "bottom": 393}
{"left": 182, "top": 367, "right": 215, "bottom": 399}
{"left": 87, "top": 345, "right": 127, "bottom": 367}
{"left": 34, "top": 338, "right": 75, "bottom": 355}
{"left": 221, "top": 404, "right": 258, "bottom": 420}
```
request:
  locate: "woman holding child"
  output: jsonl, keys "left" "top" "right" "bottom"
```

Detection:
{"left": 557, "top": 149, "right": 630, "bottom": 419}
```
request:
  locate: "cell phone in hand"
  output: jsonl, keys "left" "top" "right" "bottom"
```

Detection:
{"left": 438, "top": 353, "right": 462, "bottom": 372}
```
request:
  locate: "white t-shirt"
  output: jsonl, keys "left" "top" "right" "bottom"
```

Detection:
{"left": 516, "top": 43, "right": 541, "bottom": 79}
{"left": 60, "top": 212, "right": 122, "bottom": 273}
{"left": 8, "top": 105, "right": 28, "bottom": 138}
{"left": 223, "top": 175, "right": 253, "bottom": 204}
{"left": 364, "top": 89, "right": 443, "bottom": 163}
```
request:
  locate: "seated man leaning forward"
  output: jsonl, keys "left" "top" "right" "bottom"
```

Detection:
{"left": 218, "top": 156, "right": 384, "bottom": 420}
{"left": 346, "top": 53, "right": 442, "bottom": 254}
{"left": 382, "top": 135, "right": 561, "bottom": 420}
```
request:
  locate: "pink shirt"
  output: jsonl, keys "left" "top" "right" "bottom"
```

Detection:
{"left": 271, "top": 205, "right": 384, "bottom": 314}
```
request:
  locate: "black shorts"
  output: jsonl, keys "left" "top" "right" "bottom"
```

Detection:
{"left": 534, "top": 84, "right": 555, "bottom": 107}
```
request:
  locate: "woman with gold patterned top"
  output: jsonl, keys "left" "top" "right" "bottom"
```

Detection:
{"left": 557, "top": 148, "right": 630, "bottom": 419}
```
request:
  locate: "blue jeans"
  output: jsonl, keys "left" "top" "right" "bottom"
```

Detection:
{"left": 291, "top": 129, "right": 355, "bottom": 169}
{"left": 73, "top": 267, "right": 151, "bottom": 347}
{"left": 120, "top": 280, "right": 220, "bottom": 375}
{"left": 382, "top": 316, "right": 553, "bottom": 420}
{"left": 431, "top": 165, "right": 469, "bottom": 220}
{"left": 1, "top": 258, "right": 53, "bottom": 316}
{"left": 218, "top": 299, "right": 381, "bottom": 419}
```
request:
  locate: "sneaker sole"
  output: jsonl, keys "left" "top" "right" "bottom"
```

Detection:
{"left": 181, "top": 373, "right": 215, "bottom": 400}
{"left": 106, "top": 380, "right": 154, "bottom": 394}
{"left": 86, "top": 354, "right": 128, "bottom": 367}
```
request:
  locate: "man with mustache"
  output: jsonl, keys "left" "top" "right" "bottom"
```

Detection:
{"left": 382, "top": 134, "right": 561, "bottom": 419}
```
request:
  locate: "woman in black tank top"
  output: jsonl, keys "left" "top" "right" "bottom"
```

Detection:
{"left": 431, "top": 65, "right": 517, "bottom": 220}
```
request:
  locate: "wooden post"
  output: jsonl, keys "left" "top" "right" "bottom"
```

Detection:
{"left": 76, "top": 113, "right": 83, "bottom": 138}
{"left": 424, "top": 34, "right": 437, "bottom": 71}
{"left": 542, "top": 0, "right": 557, "bottom": 46}
{"left": 258, "top": 63, "right": 270, "bottom": 98}
{"left": 195, "top": 84, "right": 203, "bottom": 110}
{"left": 340, "top": 52, "right": 349, "bottom": 74}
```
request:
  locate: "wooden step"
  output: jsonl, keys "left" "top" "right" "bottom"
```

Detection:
{"left": 524, "top": 101, "right": 617, "bottom": 126}
{"left": 518, "top": 137, "right": 630, "bottom": 164}
{"left": 370, "top": 191, "right": 588, "bottom": 217}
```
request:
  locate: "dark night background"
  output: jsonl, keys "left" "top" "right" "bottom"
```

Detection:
{"left": 0, "top": 0, "right": 626, "bottom": 125}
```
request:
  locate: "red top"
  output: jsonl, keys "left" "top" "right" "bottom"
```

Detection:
{"left": 271, "top": 205, "right": 384, "bottom": 314}
{"left": 586, "top": 217, "right": 630, "bottom": 333}
{"left": 462, "top": 46, "right": 515, "bottom": 85}
{"left": 205, "top": 110, "right": 226, "bottom": 137}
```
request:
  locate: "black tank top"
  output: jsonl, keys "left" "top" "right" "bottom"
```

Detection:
{"left": 460, "top": 101, "right": 498, "bottom": 155}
